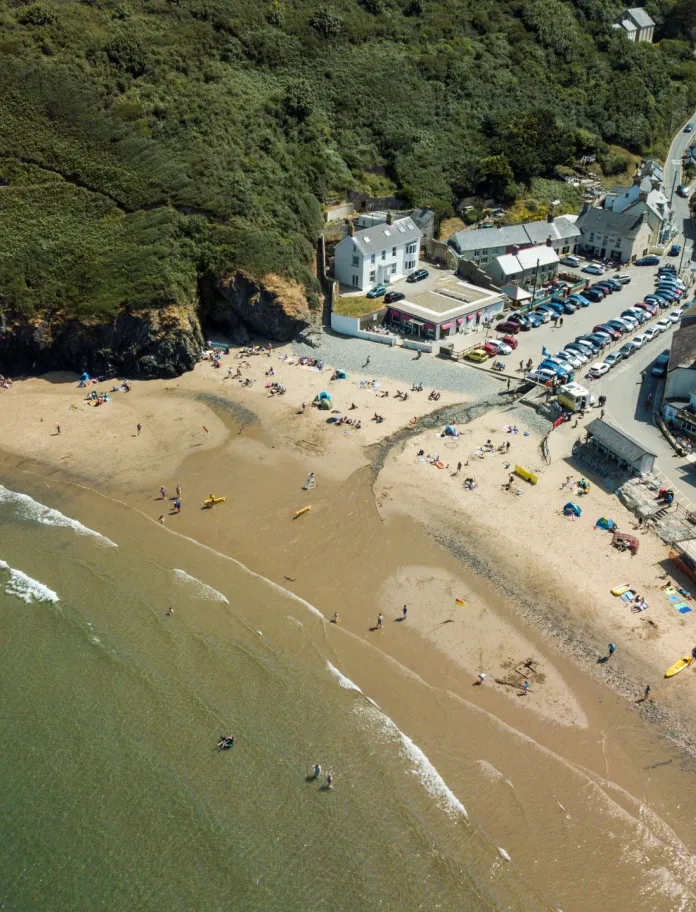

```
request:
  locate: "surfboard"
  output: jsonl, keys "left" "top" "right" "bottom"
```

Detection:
{"left": 611, "top": 584, "right": 631, "bottom": 596}
{"left": 203, "top": 496, "right": 227, "bottom": 507}
{"left": 293, "top": 506, "right": 311, "bottom": 519}
{"left": 665, "top": 656, "right": 693, "bottom": 678}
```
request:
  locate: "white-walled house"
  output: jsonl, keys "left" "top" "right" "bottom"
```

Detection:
{"left": 334, "top": 216, "right": 422, "bottom": 291}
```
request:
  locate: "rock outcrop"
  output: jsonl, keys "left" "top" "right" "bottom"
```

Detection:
{"left": 0, "top": 304, "right": 203, "bottom": 379}
{"left": 200, "top": 271, "right": 312, "bottom": 344}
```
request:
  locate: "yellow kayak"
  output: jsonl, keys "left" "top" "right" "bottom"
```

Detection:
{"left": 293, "top": 506, "right": 311, "bottom": 519}
{"left": 665, "top": 656, "right": 693, "bottom": 678}
{"left": 203, "top": 496, "right": 227, "bottom": 507}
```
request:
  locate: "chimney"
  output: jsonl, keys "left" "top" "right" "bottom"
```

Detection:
{"left": 651, "top": 178, "right": 660, "bottom": 191}
{"left": 639, "top": 189, "right": 648, "bottom": 202}
{"left": 346, "top": 219, "right": 355, "bottom": 237}
{"left": 386, "top": 211, "right": 393, "bottom": 225}
{"left": 546, "top": 235, "right": 552, "bottom": 247}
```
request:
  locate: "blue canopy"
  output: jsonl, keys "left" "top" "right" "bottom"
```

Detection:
{"left": 563, "top": 502, "right": 582, "bottom": 517}
{"left": 80, "top": 372, "right": 91, "bottom": 382}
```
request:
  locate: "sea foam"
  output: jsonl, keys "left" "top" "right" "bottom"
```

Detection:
{"left": 327, "top": 662, "right": 467, "bottom": 819}
{"left": 173, "top": 569, "right": 229, "bottom": 604}
{"left": 0, "top": 559, "right": 59, "bottom": 604}
{"left": 0, "top": 485, "right": 116, "bottom": 546}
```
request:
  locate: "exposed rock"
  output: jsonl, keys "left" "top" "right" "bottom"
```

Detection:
{"left": 0, "top": 304, "right": 203, "bottom": 379}
{"left": 201, "top": 271, "right": 311, "bottom": 342}
{"left": 296, "top": 325, "right": 323, "bottom": 348}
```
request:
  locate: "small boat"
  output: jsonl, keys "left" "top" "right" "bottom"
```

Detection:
{"left": 293, "top": 506, "right": 311, "bottom": 519}
{"left": 203, "top": 496, "right": 227, "bottom": 507}
{"left": 665, "top": 656, "right": 693, "bottom": 678}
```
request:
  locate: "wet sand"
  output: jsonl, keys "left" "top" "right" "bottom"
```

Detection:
{"left": 3, "top": 350, "right": 696, "bottom": 908}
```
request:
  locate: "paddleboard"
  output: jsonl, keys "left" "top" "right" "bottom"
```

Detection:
{"left": 294, "top": 506, "right": 311, "bottom": 519}
{"left": 611, "top": 584, "right": 631, "bottom": 596}
{"left": 665, "top": 656, "right": 693, "bottom": 678}
{"left": 203, "top": 496, "right": 227, "bottom": 507}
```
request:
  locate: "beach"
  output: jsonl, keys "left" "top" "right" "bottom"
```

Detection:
{"left": 2, "top": 345, "right": 696, "bottom": 911}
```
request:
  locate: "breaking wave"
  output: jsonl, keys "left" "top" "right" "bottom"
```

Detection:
{"left": 0, "top": 559, "right": 59, "bottom": 604}
{"left": 173, "top": 569, "right": 229, "bottom": 604}
{"left": 0, "top": 486, "right": 116, "bottom": 547}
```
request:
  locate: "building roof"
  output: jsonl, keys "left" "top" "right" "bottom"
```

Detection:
{"left": 616, "top": 18, "right": 638, "bottom": 31}
{"left": 668, "top": 317, "right": 696, "bottom": 372}
{"left": 576, "top": 206, "right": 646, "bottom": 239}
{"left": 448, "top": 216, "right": 580, "bottom": 255}
{"left": 491, "top": 245, "right": 558, "bottom": 277}
{"left": 586, "top": 418, "right": 656, "bottom": 466}
{"left": 502, "top": 284, "right": 532, "bottom": 301}
{"left": 626, "top": 7, "right": 655, "bottom": 28}
{"left": 338, "top": 217, "right": 422, "bottom": 257}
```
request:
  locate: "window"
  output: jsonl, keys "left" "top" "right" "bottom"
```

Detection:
{"left": 392, "top": 247, "right": 396, "bottom": 257}
{"left": 371, "top": 253, "right": 375, "bottom": 264}
{"left": 352, "top": 275, "right": 359, "bottom": 287}
{"left": 405, "top": 260, "right": 415, "bottom": 270}
{"left": 369, "top": 270, "right": 376, "bottom": 282}
{"left": 381, "top": 250, "right": 386, "bottom": 260}
{"left": 351, "top": 255, "right": 359, "bottom": 267}
{"left": 406, "top": 243, "right": 418, "bottom": 255}
{"left": 390, "top": 264, "right": 397, "bottom": 274}
{"left": 589, "top": 233, "right": 595, "bottom": 242}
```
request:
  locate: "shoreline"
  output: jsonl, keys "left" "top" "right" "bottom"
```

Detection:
{"left": 3, "top": 354, "right": 696, "bottom": 840}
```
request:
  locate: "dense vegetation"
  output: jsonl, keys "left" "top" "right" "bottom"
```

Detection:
{"left": 1, "top": 0, "right": 695, "bottom": 320}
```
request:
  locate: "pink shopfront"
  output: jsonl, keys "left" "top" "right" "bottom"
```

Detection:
{"left": 387, "top": 308, "right": 491, "bottom": 340}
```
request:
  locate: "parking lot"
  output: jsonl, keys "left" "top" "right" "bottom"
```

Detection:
{"left": 471, "top": 261, "right": 687, "bottom": 379}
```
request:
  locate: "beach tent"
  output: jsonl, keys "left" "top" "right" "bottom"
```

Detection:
{"left": 563, "top": 502, "right": 582, "bottom": 517}
{"left": 318, "top": 391, "right": 331, "bottom": 400}
{"left": 594, "top": 517, "right": 616, "bottom": 531}
{"left": 444, "top": 425, "right": 459, "bottom": 437}
{"left": 334, "top": 369, "right": 348, "bottom": 379}
{"left": 79, "top": 372, "right": 90, "bottom": 382}
{"left": 318, "top": 398, "right": 332, "bottom": 410}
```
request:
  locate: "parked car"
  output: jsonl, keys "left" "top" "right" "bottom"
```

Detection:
{"left": 588, "top": 332, "right": 611, "bottom": 347}
{"left": 466, "top": 348, "right": 489, "bottom": 362}
{"left": 575, "top": 336, "right": 601, "bottom": 352}
{"left": 539, "top": 360, "right": 571, "bottom": 377}
{"left": 613, "top": 273, "right": 631, "bottom": 285}
{"left": 533, "top": 308, "right": 552, "bottom": 323}
{"left": 619, "top": 341, "right": 638, "bottom": 358}
{"left": 677, "top": 184, "right": 689, "bottom": 198}
{"left": 554, "top": 350, "right": 583, "bottom": 369}
{"left": 622, "top": 308, "right": 647, "bottom": 324}
{"left": 631, "top": 334, "right": 647, "bottom": 348}
{"left": 669, "top": 244, "right": 681, "bottom": 256}
{"left": 668, "top": 311, "right": 683, "bottom": 324}
{"left": 606, "top": 318, "right": 631, "bottom": 333}
{"left": 594, "top": 323, "right": 621, "bottom": 340}
{"left": 508, "top": 314, "right": 531, "bottom": 331}
{"left": 384, "top": 291, "right": 405, "bottom": 304}
{"left": 560, "top": 255, "right": 581, "bottom": 267}
{"left": 636, "top": 255, "right": 660, "bottom": 266}
{"left": 604, "top": 278, "right": 623, "bottom": 291}
{"left": 588, "top": 362, "right": 610, "bottom": 378}
{"left": 594, "top": 282, "right": 615, "bottom": 294}
{"left": 567, "top": 294, "right": 591, "bottom": 307}
{"left": 636, "top": 302, "right": 658, "bottom": 316}
{"left": 406, "top": 268, "right": 429, "bottom": 283}
{"left": 656, "top": 318, "right": 673, "bottom": 333}
{"left": 527, "top": 368, "right": 557, "bottom": 383}
{"left": 651, "top": 350, "right": 670, "bottom": 377}
{"left": 582, "top": 263, "right": 605, "bottom": 275}
{"left": 684, "top": 123, "right": 694, "bottom": 133}
{"left": 658, "top": 266, "right": 677, "bottom": 277}
{"left": 484, "top": 339, "right": 512, "bottom": 355}
{"left": 367, "top": 285, "right": 387, "bottom": 299}
{"left": 527, "top": 312, "right": 545, "bottom": 328}
{"left": 564, "top": 343, "right": 591, "bottom": 361}
{"left": 584, "top": 289, "right": 605, "bottom": 302}
{"left": 603, "top": 351, "right": 623, "bottom": 369}
{"left": 500, "top": 335, "right": 518, "bottom": 349}
{"left": 496, "top": 321, "right": 519, "bottom": 334}
{"left": 642, "top": 326, "right": 659, "bottom": 341}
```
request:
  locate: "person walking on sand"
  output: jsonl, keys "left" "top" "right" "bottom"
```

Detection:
{"left": 56, "top": 423, "right": 61, "bottom": 435}
{"left": 331, "top": 612, "right": 339, "bottom": 624}
{"left": 608, "top": 643, "right": 616, "bottom": 659}
{"left": 643, "top": 684, "right": 651, "bottom": 700}
{"left": 364, "top": 355, "right": 371, "bottom": 369}
{"left": 474, "top": 673, "right": 486, "bottom": 686}
{"left": 519, "top": 359, "right": 524, "bottom": 372}
{"left": 402, "top": 605, "right": 408, "bottom": 620}
{"left": 522, "top": 680, "right": 530, "bottom": 695}
{"left": 159, "top": 514, "right": 165, "bottom": 524}
{"left": 166, "top": 607, "right": 174, "bottom": 616}
{"left": 176, "top": 485, "right": 182, "bottom": 498}
{"left": 376, "top": 613, "right": 383, "bottom": 629}
{"left": 160, "top": 486, "right": 167, "bottom": 500}
{"left": 137, "top": 423, "right": 142, "bottom": 435}
{"left": 456, "top": 462, "right": 462, "bottom": 475}
{"left": 326, "top": 773, "right": 334, "bottom": 789}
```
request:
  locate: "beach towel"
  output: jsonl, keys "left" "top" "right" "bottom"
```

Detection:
{"left": 678, "top": 605, "right": 693, "bottom": 614}
{"left": 664, "top": 587, "right": 677, "bottom": 595}
{"left": 675, "top": 601, "right": 690, "bottom": 610}
{"left": 621, "top": 591, "right": 636, "bottom": 601}
{"left": 434, "top": 461, "right": 445, "bottom": 469}
{"left": 667, "top": 595, "right": 681, "bottom": 603}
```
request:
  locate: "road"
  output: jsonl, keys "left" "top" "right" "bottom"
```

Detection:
{"left": 665, "top": 116, "right": 695, "bottom": 267}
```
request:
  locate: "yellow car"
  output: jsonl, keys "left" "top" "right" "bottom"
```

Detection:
{"left": 465, "top": 348, "right": 489, "bottom": 363}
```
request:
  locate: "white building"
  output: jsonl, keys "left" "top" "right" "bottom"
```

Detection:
{"left": 334, "top": 215, "right": 422, "bottom": 291}
{"left": 612, "top": 7, "right": 655, "bottom": 42}
{"left": 485, "top": 245, "right": 559, "bottom": 289}
{"left": 448, "top": 214, "right": 580, "bottom": 268}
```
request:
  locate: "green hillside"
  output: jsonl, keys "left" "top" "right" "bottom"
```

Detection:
{"left": 1, "top": 0, "right": 695, "bottom": 321}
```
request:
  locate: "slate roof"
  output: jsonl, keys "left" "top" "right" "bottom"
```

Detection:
{"left": 626, "top": 7, "right": 655, "bottom": 28}
{"left": 492, "top": 245, "right": 558, "bottom": 276}
{"left": 449, "top": 217, "right": 580, "bottom": 255}
{"left": 340, "top": 217, "right": 422, "bottom": 257}
{"left": 586, "top": 418, "right": 656, "bottom": 465}
{"left": 576, "top": 207, "right": 646, "bottom": 239}
{"left": 668, "top": 317, "right": 696, "bottom": 372}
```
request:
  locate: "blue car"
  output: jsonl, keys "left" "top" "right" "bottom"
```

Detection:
{"left": 636, "top": 255, "right": 660, "bottom": 266}
{"left": 568, "top": 294, "right": 591, "bottom": 307}
{"left": 367, "top": 285, "right": 387, "bottom": 299}
{"left": 527, "top": 312, "right": 544, "bottom": 328}
{"left": 539, "top": 360, "right": 571, "bottom": 377}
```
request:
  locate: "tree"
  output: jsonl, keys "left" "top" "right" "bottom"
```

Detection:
{"left": 311, "top": 7, "right": 343, "bottom": 38}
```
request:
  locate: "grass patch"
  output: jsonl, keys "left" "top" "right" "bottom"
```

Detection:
{"left": 334, "top": 295, "right": 382, "bottom": 318}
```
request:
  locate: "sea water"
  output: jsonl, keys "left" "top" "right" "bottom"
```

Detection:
{"left": 1, "top": 478, "right": 695, "bottom": 912}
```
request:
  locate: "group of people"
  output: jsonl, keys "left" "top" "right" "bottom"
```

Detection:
{"left": 266, "top": 382, "right": 286, "bottom": 396}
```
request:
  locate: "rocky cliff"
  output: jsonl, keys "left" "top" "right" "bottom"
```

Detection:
{"left": 200, "top": 271, "right": 312, "bottom": 345}
{"left": 0, "top": 271, "right": 318, "bottom": 379}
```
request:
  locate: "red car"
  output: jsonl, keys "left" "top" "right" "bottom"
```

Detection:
{"left": 496, "top": 321, "right": 519, "bottom": 334}
{"left": 501, "top": 334, "right": 518, "bottom": 349}
{"left": 593, "top": 323, "right": 621, "bottom": 340}
{"left": 483, "top": 342, "right": 499, "bottom": 356}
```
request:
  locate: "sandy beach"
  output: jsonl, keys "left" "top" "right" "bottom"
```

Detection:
{"left": 3, "top": 344, "right": 696, "bottom": 911}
